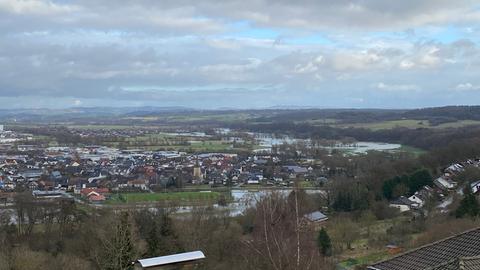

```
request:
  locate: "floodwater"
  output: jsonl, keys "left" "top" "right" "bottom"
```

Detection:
{"left": 252, "top": 133, "right": 401, "bottom": 154}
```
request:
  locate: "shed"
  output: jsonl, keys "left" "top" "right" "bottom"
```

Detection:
{"left": 135, "top": 251, "right": 206, "bottom": 270}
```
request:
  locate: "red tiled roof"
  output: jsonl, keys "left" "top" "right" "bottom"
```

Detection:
{"left": 80, "top": 188, "right": 109, "bottom": 196}
{"left": 88, "top": 194, "right": 106, "bottom": 201}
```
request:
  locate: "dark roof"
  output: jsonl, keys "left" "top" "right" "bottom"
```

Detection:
{"left": 304, "top": 211, "right": 328, "bottom": 222}
{"left": 283, "top": 166, "right": 308, "bottom": 174}
{"left": 424, "top": 256, "right": 480, "bottom": 270}
{"left": 461, "top": 256, "right": 480, "bottom": 270}
{"left": 390, "top": 196, "right": 413, "bottom": 206}
{"left": 369, "top": 228, "right": 480, "bottom": 270}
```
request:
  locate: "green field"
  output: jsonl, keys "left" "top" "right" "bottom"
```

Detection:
{"left": 392, "top": 145, "right": 427, "bottom": 156}
{"left": 338, "top": 119, "right": 480, "bottom": 131}
{"left": 434, "top": 120, "right": 480, "bottom": 129}
{"left": 339, "top": 119, "right": 429, "bottom": 130}
{"left": 338, "top": 251, "right": 389, "bottom": 270}
{"left": 107, "top": 191, "right": 224, "bottom": 204}
{"left": 123, "top": 112, "right": 253, "bottom": 123}
{"left": 67, "top": 124, "right": 147, "bottom": 130}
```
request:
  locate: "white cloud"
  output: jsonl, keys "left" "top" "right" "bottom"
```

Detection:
{"left": 399, "top": 60, "right": 415, "bottom": 69}
{"left": 0, "top": 0, "right": 78, "bottom": 15}
{"left": 294, "top": 55, "right": 324, "bottom": 74}
{"left": 0, "top": 1, "right": 479, "bottom": 108}
{"left": 455, "top": 83, "right": 480, "bottom": 91}
{"left": 375, "top": 82, "right": 420, "bottom": 91}
{"left": 332, "top": 51, "right": 384, "bottom": 71}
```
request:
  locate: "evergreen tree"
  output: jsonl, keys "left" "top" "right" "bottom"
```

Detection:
{"left": 456, "top": 186, "right": 480, "bottom": 218}
{"left": 407, "top": 169, "right": 432, "bottom": 195}
{"left": 157, "top": 213, "right": 183, "bottom": 255}
{"left": 146, "top": 223, "right": 159, "bottom": 257}
{"left": 317, "top": 228, "right": 332, "bottom": 256}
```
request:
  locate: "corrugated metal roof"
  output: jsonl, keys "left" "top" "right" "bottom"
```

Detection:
{"left": 304, "top": 211, "right": 328, "bottom": 222}
{"left": 137, "top": 251, "right": 205, "bottom": 268}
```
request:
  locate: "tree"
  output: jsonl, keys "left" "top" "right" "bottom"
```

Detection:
{"left": 98, "top": 213, "right": 136, "bottom": 270}
{"left": 317, "top": 228, "right": 332, "bottom": 256}
{"left": 455, "top": 187, "right": 480, "bottom": 219}
{"left": 134, "top": 209, "right": 182, "bottom": 258}
{"left": 407, "top": 169, "right": 432, "bottom": 195}
{"left": 241, "top": 192, "right": 327, "bottom": 270}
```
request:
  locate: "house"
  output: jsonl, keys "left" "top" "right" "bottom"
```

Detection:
{"left": 385, "top": 244, "right": 403, "bottom": 256}
{"left": 127, "top": 179, "right": 148, "bottom": 190}
{"left": 80, "top": 187, "right": 109, "bottom": 197}
{"left": 408, "top": 186, "right": 433, "bottom": 208}
{"left": 434, "top": 176, "right": 457, "bottom": 190}
{"left": 283, "top": 166, "right": 308, "bottom": 174}
{"left": 368, "top": 227, "right": 480, "bottom": 270}
{"left": 445, "top": 163, "right": 465, "bottom": 174}
{"left": 389, "top": 196, "right": 414, "bottom": 212}
{"left": 87, "top": 192, "right": 106, "bottom": 203}
{"left": 134, "top": 251, "right": 205, "bottom": 270}
{"left": 471, "top": 180, "right": 480, "bottom": 194}
{"left": 303, "top": 211, "right": 328, "bottom": 229}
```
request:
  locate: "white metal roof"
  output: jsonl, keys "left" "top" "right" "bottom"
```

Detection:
{"left": 137, "top": 251, "right": 205, "bottom": 268}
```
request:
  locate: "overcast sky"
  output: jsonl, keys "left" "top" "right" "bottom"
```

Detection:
{"left": 1, "top": 0, "right": 480, "bottom": 109}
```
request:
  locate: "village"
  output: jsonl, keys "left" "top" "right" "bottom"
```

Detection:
{"left": 0, "top": 125, "right": 476, "bottom": 218}
{"left": 0, "top": 129, "right": 330, "bottom": 206}
{"left": 0, "top": 123, "right": 479, "bottom": 269}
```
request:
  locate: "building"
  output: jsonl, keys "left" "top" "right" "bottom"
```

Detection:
{"left": 304, "top": 211, "right": 328, "bottom": 224}
{"left": 408, "top": 186, "right": 433, "bottom": 209}
{"left": 135, "top": 251, "right": 205, "bottom": 270}
{"left": 434, "top": 176, "right": 457, "bottom": 190}
{"left": 389, "top": 196, "right": 414, "bottom": 212}
{"left": 368, "top": 227, "right": 480, "bottom": 270}
{"left": 192, "top": 159, "right": 203, "bottom": 183}
{"left": 471, "top": 180, "right": 480, "bottom": 194}
{"left": 303, "top": 211, "right": 328, "bottom": 229}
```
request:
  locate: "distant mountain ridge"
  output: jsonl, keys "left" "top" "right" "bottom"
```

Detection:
{"left": 0, "top": 105, "right": 479, "bottom": 125}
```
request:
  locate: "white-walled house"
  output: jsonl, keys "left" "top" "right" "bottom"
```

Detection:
{"left": 390, "top": 196, "right": 414, "bottom": 212}
{"left": 471, "top": 180, "right": 480, "bottom": 194}
{"left": 434, "top": 176, "right": 457, "bottom": 190}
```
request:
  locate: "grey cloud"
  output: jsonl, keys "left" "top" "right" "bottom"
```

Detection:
{"left": 0, "top": 0, "right": 479, "bottom": 35}
{"left": 0, "top": 0, "right": 480, "bottom": 108}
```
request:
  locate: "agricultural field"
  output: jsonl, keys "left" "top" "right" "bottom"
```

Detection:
{"left": 336, "top": 119, "right": 480, "bottom": 130}
{"left": 433, "top": 120, "right": 480, "bottom": 129}
{"left": 337, "top": 119, "right": 429, "bottom": 130}
{"left": 123, "top": 112, "right": 255, "bottom": 123}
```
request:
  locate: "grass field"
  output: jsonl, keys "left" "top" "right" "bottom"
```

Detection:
{"left": 337, "top": 119, "right": 480, "bottom": 131}
{"left": 338, "top": 251, "right": 389, "bottom": 270}
{"left": 339, "top": 119, "right": 429, "bottom": 130}
{"left": 433, "top": 120, "right": 480, "bottom": 129}
{"left": 107, "top": 191, "right": 224, "bottom": 204}
{"left": 392, "top": 145, "right": 427, "bottom": 156}
{"left": 66, "top": 124, "right": 147, "bottom": 130}
{"left": 123, "top": 112, "right": 254, "bottom": 123}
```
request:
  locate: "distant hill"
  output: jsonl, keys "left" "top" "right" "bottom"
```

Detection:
{"left": 0, "top": 105, "right": 479, "bottom": 126}
{"left": 402, "top": 106, "right": 480, "bottom": 125}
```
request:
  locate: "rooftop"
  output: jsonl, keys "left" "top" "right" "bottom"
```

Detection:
{"left": 136, "top": 251, "right": 205, "bottom": 268}
{"left": 369, "top": 228, "right": 480, "bottom": 270}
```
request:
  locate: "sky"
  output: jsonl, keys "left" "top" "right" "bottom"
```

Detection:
{"left": 1, "top": 0, "right": 480, "bottom": 109}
